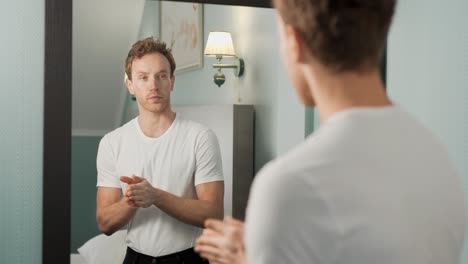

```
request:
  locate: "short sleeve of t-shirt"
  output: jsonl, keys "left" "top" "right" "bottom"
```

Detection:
{"left": 245, "top": 162, "right": 338, "bottom": 264}
{"left": 96, "top": 135, "right": 120, "bottom": 188}
{"left": 193, "top": 129, "right": 224, "bottom": 185}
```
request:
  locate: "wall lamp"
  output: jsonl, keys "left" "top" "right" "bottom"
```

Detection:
{"left": 204, "top": 31, "right": 245, "bottom": 87}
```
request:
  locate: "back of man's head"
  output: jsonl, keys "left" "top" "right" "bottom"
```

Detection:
{"left": 274, "top": 0, "right": 396, "bottom": 72}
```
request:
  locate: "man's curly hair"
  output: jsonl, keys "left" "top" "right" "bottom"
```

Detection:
{"left": 125, "top": 37, "right": 176, "bottom": 80}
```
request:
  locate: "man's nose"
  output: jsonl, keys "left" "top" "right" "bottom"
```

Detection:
{"left": 149, "top": 79, "right": 159, "bottom": 90}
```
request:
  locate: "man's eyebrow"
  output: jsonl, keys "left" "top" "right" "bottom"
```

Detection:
{"left": 135, "top": 70, "right": 169, "bottom": 75}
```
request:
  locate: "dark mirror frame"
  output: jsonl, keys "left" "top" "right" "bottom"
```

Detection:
{"left": 43, "top": 0, "right": 385, "bottom": 263}
{"left": 163, "top": 0, "right": 271, "bottom": 7}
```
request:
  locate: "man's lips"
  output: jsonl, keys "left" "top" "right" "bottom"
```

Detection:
{"left": 148, "top": 95, "right": 163, "bottom": 100}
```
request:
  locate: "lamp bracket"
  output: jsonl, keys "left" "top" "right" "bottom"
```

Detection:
{"left": 212, "top": 58, "right": 245, "bottom": 77}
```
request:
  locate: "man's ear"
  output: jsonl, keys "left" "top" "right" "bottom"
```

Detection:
{"left": 285, "top": 25, "right": 308, "bottom": 64}
{"left": 126, "top": 77, "right": 135, "bottom": 96}
{"left": 170, "top": 76, "right": 175, "bottom": 91}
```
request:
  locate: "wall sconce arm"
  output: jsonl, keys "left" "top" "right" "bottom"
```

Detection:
{"left": 212, "top": 58, "right": 245, "bottom": 77}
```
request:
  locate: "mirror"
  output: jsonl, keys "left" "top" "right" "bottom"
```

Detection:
{"left": 44, "top": 0, "right": 386, "bottom": 263}
{"left": 70, "top": 0, "right": 283, "bottom": 259}
{"left": 44, "top": 0, "right": 274, "bottom": 263}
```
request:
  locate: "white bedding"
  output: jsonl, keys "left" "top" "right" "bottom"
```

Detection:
{"left": 71, "top": 253, "right": 87, "bottom": 264}
{"left": 74, "top": 230, "right": 127, "bottom": 264}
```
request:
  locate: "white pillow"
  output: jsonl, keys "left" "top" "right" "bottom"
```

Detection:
{"left": 77, "top": 229, "right": 127, "bottom": 264}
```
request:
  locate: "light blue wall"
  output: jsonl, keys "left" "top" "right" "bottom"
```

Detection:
{"left": 71, "top": 136, "right": 102, "bottom": 253}
{"left": 0, "top": 0, "right": 44, "bottom": 263}
{"left": 305, "top": 107, "right": 315, "bottom": 137}
{"left": 387, "top": 0, "right": 468, "bottom": 262}
{"left": 129, "top": 2, "right": 305, "bottom": 172}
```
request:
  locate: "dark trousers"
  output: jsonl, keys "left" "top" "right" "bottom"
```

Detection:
{"left": 123, "top": 247, "right": 208, "bottom": 264}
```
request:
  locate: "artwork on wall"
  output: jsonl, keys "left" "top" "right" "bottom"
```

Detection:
{"left": 160, "top": 2, "right": 204, "bottom": 73}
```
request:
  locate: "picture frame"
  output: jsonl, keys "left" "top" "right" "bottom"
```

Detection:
{"left": 159, "top": 2, "right": 204, "bottom": 73}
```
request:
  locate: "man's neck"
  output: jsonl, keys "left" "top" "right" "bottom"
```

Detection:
{"left": 137, "top": 108, "right": 176, "bottom": 138}
{"left": 304, "top": 66, "right": 392, "bottom": 123}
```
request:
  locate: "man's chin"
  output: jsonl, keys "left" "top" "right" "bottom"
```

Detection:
{"left": 140, "top": 104, "right": 169, "bottom": 115}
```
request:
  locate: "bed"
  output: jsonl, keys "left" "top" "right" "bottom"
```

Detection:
{"left": 70, "top": 253, "right": 86, "bottom": 264}
{"left": 71, "top": 230, "right": 127, "bottom": 264}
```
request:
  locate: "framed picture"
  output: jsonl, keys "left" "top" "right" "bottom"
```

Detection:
{"left": 160, "top": 2, "right": 204, "bottom": 73}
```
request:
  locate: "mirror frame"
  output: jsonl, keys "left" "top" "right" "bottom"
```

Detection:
{"left": 43, "top": 0, "right": 72, "bottom": 263}
{"left": 162, "top": 0, "right": 271, "bottom": 7}
{"left": 43, "top": 0, "right": 385, "bottom": 263}
{"left": 43, "top": 1, "right": 270, "bottom": 263}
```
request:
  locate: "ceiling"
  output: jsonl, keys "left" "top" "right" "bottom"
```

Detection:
{"left": 72, "top": 0, "right": 145, "bottom": 136}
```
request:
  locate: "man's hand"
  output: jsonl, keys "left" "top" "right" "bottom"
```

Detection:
{"left": 120, "top": 175, "right": 144, "bottom": 185}
{"left": 122, "top": 194, "right": 138, "bottom": 208}
{"left": 120, "top": 175, "right": 158, "bottom": 208}
{"left": 195, "top": 217, "right": 246, "bottom": 264}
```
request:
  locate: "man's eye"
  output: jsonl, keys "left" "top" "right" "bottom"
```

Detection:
{"left": 140, "top": 76, "right": 147, "bottom": 80}
{"left": 160, "top": 74, "right": 167, "bottom": 80}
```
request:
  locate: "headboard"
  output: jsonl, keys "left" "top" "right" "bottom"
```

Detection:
{"left": 173, "top": 104, "right": 255, "bottom": 218}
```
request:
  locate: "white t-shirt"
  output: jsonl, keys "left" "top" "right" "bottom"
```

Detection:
{"left": 245, "top": 106, "right": 465, "bottom": 264}
{"left": 97, "top": 114, "right": 223, "bottom": 257}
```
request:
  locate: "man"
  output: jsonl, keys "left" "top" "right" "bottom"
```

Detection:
{"left": 195, "top": 1, "right": 465, "bottom": 264}
{"left": 96, "top": 37, "right": 224, "bottom": 264}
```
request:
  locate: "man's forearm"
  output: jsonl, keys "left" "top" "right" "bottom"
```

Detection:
{"left": 154, "top": 189, "right": 223, "bottom": 228}
{"left": 97, "top": 198, "right": 137, "bottom": 235}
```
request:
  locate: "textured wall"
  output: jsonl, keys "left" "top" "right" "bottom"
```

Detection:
{"left": 0, "top": 0, "right": 44, "bottom": 262}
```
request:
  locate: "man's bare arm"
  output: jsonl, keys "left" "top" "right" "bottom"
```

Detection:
{"left": 96, "top": 186, "right": 138, "bottom": 235}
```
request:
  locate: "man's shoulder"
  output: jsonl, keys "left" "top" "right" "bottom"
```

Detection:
{"left": 272, "top": 134, "right": 335, "bottom": 172}
{"left": 255, "top": 141, "right": 328, "bottom": 189}
{"left": 176, "top": 117, "right": 211, "bottom": 136}
{"left": 101, "top": 118, "right": 136, "bottom": 143}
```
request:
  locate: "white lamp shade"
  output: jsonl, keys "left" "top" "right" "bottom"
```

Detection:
{"left": 204, "top": 31, "right": 236, "bottom": 57}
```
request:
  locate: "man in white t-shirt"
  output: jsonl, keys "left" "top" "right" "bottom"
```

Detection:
{"left": 96, "top": 37, "right": 224, "bottom": 264}
{"left": 194, "top": 1, "right": 466, "bottom": 264}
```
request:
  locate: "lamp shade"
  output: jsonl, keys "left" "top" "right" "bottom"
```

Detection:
{"left": 204, "top": 31, "right": 236, "bottom": 57}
